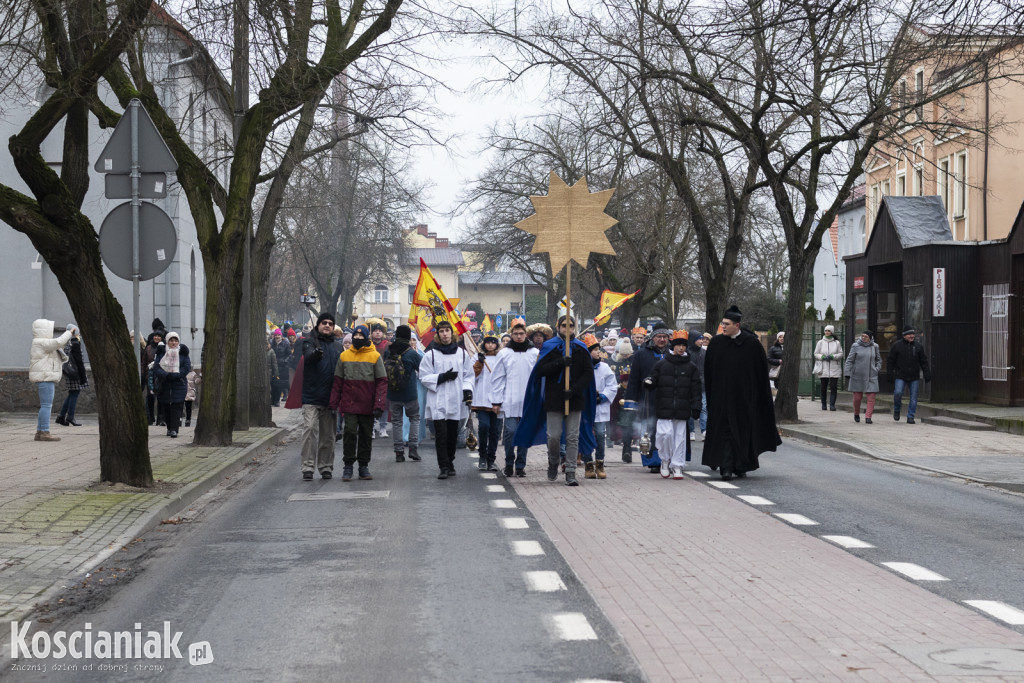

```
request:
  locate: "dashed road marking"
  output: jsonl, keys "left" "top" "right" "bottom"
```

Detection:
{"left": 685, "top": 471, "right": 710, "bottom": 478}
{"left": 773, "top": 513, "right": 819, "bottom": 525}
{"left": 524, "top": 570, "right": 566, "bottom": 592}
{"left": 548, "top": 613, "right": 598, "bottom": 640}
{"left": 822, "top": 535, "right": 875, "bottom": 549}
{"left": 499, "top": 517, "right": 529, "bottom": 529}
{"left": 708, "top": 481, "right": 739, "bottom": 489}
{"left": 964, "top": 600, "right": 1024, "bottom": 625}
{"left": 882, "top": 562, "right": 949, "bottom": 581}
{"left": 491, "top": 499, "right": 517, "bottom": 509}
{"left": 737, "top": 495, "right": 774, "bottom": 505}
{"left": 513, "top": 540, "right": 544, "bottom": 556}
{"left": 480, "top": 472, "right": 498, "bottom": 479}
{"left": 486, "top": 485, "right": 506, "bottom": 493}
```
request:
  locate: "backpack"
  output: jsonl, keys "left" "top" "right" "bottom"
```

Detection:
{"left": 384, "top": 349, "right": 411, "bottom": 393}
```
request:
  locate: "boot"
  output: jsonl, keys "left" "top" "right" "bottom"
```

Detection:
{"left": 407, "top": 446, "right": 421, "bottom": 461}
{"left": 565, "top": 470, "right": 579, "bottom": 486}
{"left": 395, "top": 451, "right": 405, "bottom": 462}
{"left": 34, "top": 431, "right": 60, "bottom": 442}
{"left": 595, "top": 460, "right": 606, "bottom": 479}
{"left": 584, "top": 462, "right": 596, "bottom": 479}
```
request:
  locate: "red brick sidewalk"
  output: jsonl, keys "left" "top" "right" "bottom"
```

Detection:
{"left": 510, "top": 458, "right": 1024, "bottom": 682}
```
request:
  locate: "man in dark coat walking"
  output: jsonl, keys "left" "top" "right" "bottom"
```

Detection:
{"left": 624, "top": 325, "right": 671, "bottom": 472}
{"left": 703, "top": 306, "right": 781, "bottom": 480}
{"left": 887, "top": 326, "right": 931, "bottom": 424}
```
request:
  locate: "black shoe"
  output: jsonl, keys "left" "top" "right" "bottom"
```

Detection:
{"left": 437, "top": 470, "right": 449, "bottom": 479}
{"left": 341, "top": 466, "right": 353, "bottom": 481}
{"left": 302, "top": 471, "right": 314, "bottom": 480}
{"left": 184, "top": 420, "right": 191, "bottom": 427}
{"left": 321, "top": 470, "right": 332, "bottom": 480}
{"left": 335, "top": 432, "right": 343, "bottom": 441}
{"left": 907, "top": 417, "right": 916, "bottom": 424}
{"left": 271, "top": 403, "right": 280, "bottom": 408}
{"left": 865, "top": 418, "right": 873, "bottom": 424}
{"left": 622, "top": 454, "right": 632, "bottom": 464}
{"left": 735, "top": 471, "right": 747, "bottom": 478}
{"left": 893, "top": 410, "right": 900, "bottom": 422}
{"left": 157, "top": 421, "right": 166, "bottom": 426}
{"left": 829, "top": 405, "right": 836, "bottom": 411}
{"left": 854, "top": 414, "right": 860, "bottom": 423}
{"left": 447, "top": 467, "right": 456, "bottom": 476}
{"left": 408, "top": 449, "right": 421, "bottom": 461}
{"left": 721, "top": 470, "right": 734, "bottom": 481}
{"left": 649, "top": 465, "right": 660, "bottom": 474}
{"left": 821, "top": 405, "right": 828, "bottom": 411}
{"left": 68, "top": 419, "right": 82, "bottom": 426}
{"left": 478, "top": 460, "right": 488, "bottom": 470}
{"left": 168, "top": 431, "right": 178, "bottom": 438}
{"left": 503, "top": 464, "right": 514, "bottom": 476}
{"left": 55, "top": 415, "right": 67, "bottom": 426}
{"left": 486, "top": 460, "right": 498, "bottom": 471}
{"left": 396, "top": 452, "right": 406, "bottom": 462}
{"left": 547, "top": 465, "right": 558, "bottom": 482}
{"left": 358, "top": 466, "right": 373, "bottom": 480}
{"left": 515, "top": 469, "right": 526, "bottom": 478}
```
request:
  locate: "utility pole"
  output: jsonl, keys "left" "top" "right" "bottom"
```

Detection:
{"left": 233, "top": 0, "right": 251, "bottom": 430}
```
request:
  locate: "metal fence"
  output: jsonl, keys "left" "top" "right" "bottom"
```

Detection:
{"left": 801, "top": 321, "right": 846, "bottom": 399}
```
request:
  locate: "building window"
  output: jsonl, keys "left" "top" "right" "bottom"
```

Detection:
{"left": 938, "top": 157, "right": 950, "bottom": 212}
{"left": 913, "top": 165, "right": 924, "bottom": 196}
{"left": 374, "top": 285, "right": 389, "bottom": 304}
{"left": 898, "top": 79, "right": 907, "bottom": 113}
{"left": 914, "top": 69, "right": 925, "bottom": 121}
{"left": 408, "top": 284, "right": 416, "bottom": 301}
{"left": 870, "top": 184, "right": 880, "bottom": 221}
{"left": 881, "top": 179, "right": 890, "bottom": 197}
{"left": 895, "top": 172, "right": 906, "bottom": 196}
{"left": 954, "top": 151, "right": 967, "bottom": 219}
{"left": 858, "top": 215, "right": 867, "bottom": 248}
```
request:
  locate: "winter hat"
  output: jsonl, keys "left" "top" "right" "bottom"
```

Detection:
{"left": 343, "top": 333, "right": 353, "bottom": 345}
{"left": 470, "top": 327, "right": 483, "bottom": 338}
{"left": 526, "top": 323, "right": 553, "bottom": 340}
{"left": 286, "top": 329, "right": 296, "bottom": 338}
{"left": 902, "top": 326, "right": 915, "bottom": 336}
{"left": 352, "top": 324, "right": 370, "bottom": 338}
{"left": 273, "top": 328, "right": 283, "bottom": 336}
{"left": 723, "top": 305, "right": 742, "bottom": 322}
{"left": 371, "top": 322, "right": 387, "bottom": 333}
{"left": 316, "top": 312, "right": 335, "bottom": 327}
{"left": 652, "top": 327, "right": 671, "bottom": 338}
{"left": 151, "top": 318, "right": 166, "bottom": 333}
{"left": 862, "top": 330, "right": 874, "bottom": 339}
{"left": 824, "top": 325, "right": 835, "bottom": 334}
{"left": 777, "top": 331, "right": 786, "bottom": 341}
{"left": 581, "top": 333, "right": 600, "bottom": 350}
{"left": 670, "top": 330, "right": 689, "bottom": 347}
{"left": 166, "top": 331, "right": 180, "bottom": 342}
{"left": 395, "top": 325, "right": 412, "bottom": 341}
{"left": 615, "top": 338, "right": 634, "bottom": 358}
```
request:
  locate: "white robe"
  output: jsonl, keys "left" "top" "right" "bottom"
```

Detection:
{"left": 593, "top": 361, "right": 619, "bottom": 423}
{"left": 488, "top": 346, "right": 540, "bottom": 418}
{"left": 471, "top": 354, "right": 500, "bottom": 409}
{"left": 419, "top": 346, "right": 475, "bottom": 421}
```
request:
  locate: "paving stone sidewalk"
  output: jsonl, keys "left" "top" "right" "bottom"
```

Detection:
{"left": 0, "top": 409, "right": 300, "bottom": 622}
{"left": 509, "top": 453, "right": 1024, "bottom": 682}
{"left": 781, "top": 404, "right": 1024, "bottom": 491}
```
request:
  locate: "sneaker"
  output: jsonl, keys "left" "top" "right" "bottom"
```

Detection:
{"left": 565, "top": 470, "right": 579, "bottom": 486}
{"left": 358, "top": 466, "right": 373, "bottom": 480}
{"left": 168, "top": 431, "right": 178, "bottom": 438}
{"left": 672, "top": 466, "right": 684, "bottom": 480}
{"left": 341, "top": 466, "right": 354, "bottom": 481}
{"left": 660, "top": 461, "right": 670, "bottom": 478}
{"left": 515, "top": 469, "right": 526, "bottom": 478}
{"left": 486, "top": 460, "right": 498, "bottom": 471}
{"left": 478, "top": 460, "right": 488, "bottom": 470}
{"left": 396, "top": 451, "right": 406, "bottom": 463}
{"left": 447, "top": 467, "right": 456, "bottom": 477}
{"left": 437, "top": 470, "right": 449, "bottom": 480}
{"left": 302, "top": 471, "right": 314, "bottom": 480}
{"left": 503, "top": 464, "right": 514, "bottom": 476}
{"left": 321, "top": 470, "right": 332, "bottom": 480}
{"left": 907, "top": 417, "right": 916, "bottom": 424}
{"left": 547, "top": 465, "right": 558, "bottom": 482}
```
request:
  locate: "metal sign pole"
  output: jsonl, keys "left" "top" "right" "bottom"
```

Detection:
{"left": 130, "top": 100, "right": 142, "bottom": 379}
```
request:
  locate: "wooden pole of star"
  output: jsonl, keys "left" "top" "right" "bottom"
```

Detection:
{"left": 514, "top": 171, "right": 618, "bottom": 416}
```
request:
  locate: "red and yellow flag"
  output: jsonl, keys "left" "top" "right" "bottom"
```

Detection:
{"left": 412, "top": 258, "right": 468, "bottom": 336}
{"left": 594, "top": 289, "right": 640, "bottom": 325}
{"left": 481, "top": 314, "right": 494, "bottom": 333}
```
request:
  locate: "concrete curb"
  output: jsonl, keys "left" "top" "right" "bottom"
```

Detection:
{"left": 781, "top": 426, "right": 1021, "bottom": 493}
{"left": 16, "top": 424, "right": 298, "bottom": 623}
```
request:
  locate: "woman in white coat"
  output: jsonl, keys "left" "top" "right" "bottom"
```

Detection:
{"left": 29, "top": 320, "right": 76, "bottom": 441}
{"left": 813, "top": 324, "right": 844, "bottom": 411}
{"left": 419, "top": 320, "right": 475, "bottom": 479}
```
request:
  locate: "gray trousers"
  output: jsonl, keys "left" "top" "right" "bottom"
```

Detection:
{"left": 390, "top": 399, "right": 420, "bottom": 452}
{"left": 546, "top": 410, "right": 581, "bottom": 473}
{"left": 301, "top": 404, "right": 336, "bottom": 473}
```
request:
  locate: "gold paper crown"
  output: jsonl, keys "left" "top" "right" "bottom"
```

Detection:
{"left": 510, "top": 316, "right": 527, "bottom": 329}
{"left": 581, "top": 333, "right": 599, "bottom": 349}
{"left": 631, "top": 327, "right": 646, "bottom": 335}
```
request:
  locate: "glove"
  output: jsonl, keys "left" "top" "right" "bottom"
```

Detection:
{"left": 463, "top": 390, "right": 473, "bottom": 405}
{"left": 562, "top": 355, "right": 573, "bottom": 367}
{"left": 437, "top": 369, "right": 458, "bottom": 384}
{"left": 309, "top": 348, "right": 323, "bottom": 363}
{"left": 563, "top": 389, "right": 574, "bottom": 401}
{"left": 373, "top": 408, "right": 383, "bottom": 419}
{"left": 597, "top": 395, "right": 606, "bottom": 404}
{"left": 691, "top": 409, "right": 702, "bottom": 420}
{"left": 827, "top": 354, "right": 833, "bottom": 360}
{"left": 66, "top": 323, "right": 78, "bottom": 335}
{"left": 643, "top": 377, "right": 654, "bottom": 386}
{"left": 478, "top": 352, "right": 486, "bottom": 362}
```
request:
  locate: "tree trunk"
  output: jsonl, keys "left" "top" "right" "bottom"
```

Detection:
{"left": 248, "top": 232, "right": 275, "bottom": 427}
{"left": 775, "top": 260, "right": 810, "bottom": 423}
{"left": 193, "top": 233, "right": 245, "bottom": 446}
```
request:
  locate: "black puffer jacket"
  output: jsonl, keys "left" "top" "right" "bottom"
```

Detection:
{"left": 646, "top": 352, "right": 703, "bottom": 421}
{"left": 534, "top": 339, "right": 594, "bottom": 413}
{"left": 887, "top": 338, "right": 931, "bottom": 383}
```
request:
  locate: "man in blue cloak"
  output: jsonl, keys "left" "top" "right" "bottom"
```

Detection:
{"left": 514, "top": 316, "right": 596, "bottom": 486}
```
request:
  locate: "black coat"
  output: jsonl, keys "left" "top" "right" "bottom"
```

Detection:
{"left": 624, "top": 341, "right": 669, "bottom": 405}
{"left": 301, "top": 332, "right": 345, "bottom": 406}
{"left": 272, "top": 338, "right": 291, "bottom": 377}
{"left": 534, "top": 338, "right": 594, "bottom": 413}
{"left": 647, "top": 353, "right": 702, "bottom": 421}
{"left": 887, "top": 338, "right": 931, "bottom": 383}
{"left": 153, "top": 345, "right": 192, "bottom": 404}
{"left": 702, "top": 330, "right": 781, "bottom": 473}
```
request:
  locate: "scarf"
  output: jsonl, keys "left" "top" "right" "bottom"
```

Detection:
{"left": 160, "top": 347, "right": 180, "bottom": 373}
{"left": 508, "top": 339, "right": 532, "bottom": 352}
{"left": 432, "top": 340, "right": 459, "bottom": 355}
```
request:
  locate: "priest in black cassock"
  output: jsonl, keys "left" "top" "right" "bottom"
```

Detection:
{"left": 702, "top": 305, "right": 781, "bottom": 480}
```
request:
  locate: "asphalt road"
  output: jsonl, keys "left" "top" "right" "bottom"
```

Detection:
{"left": 692, "top": 436, "right": 1024, "bottom": 635}
{"left": 17, "top": 435, "right": 644, "bottom": 682}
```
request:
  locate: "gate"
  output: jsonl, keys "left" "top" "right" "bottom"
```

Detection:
{"left": 801, "top": 321, "right": 846, "bottom": 399}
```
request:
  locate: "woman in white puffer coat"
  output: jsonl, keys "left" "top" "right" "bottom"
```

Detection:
{"left": 813, "top": 324, "right": 844, "bottom": 411}
{"left": 29, "top": 319, "right": 76, "bottom": 441}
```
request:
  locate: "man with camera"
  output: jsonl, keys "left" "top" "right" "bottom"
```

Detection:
{"left": 298, "top": 312, "right": 346, "bottom": 480}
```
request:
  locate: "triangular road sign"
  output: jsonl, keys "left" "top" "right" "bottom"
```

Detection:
{"left": 94, "top": 99, "right": 178, "bottom": 174}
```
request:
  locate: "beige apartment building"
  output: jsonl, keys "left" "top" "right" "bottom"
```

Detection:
{"left": 864, "top": 39, "right": 1024, "bottom": 242}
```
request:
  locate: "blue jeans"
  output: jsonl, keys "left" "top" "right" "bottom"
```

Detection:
{"left": 502, "top": 416, "right": 528, "bottom": 471}
{"left": 60, "top": 389, "right": 81, "bottom": 420}
{"left": 37, "top": 382, "right": 55, "bottom": 432}
{"left": 893, "top": 378, "right": 920, "bottom": 419}
{"left": 476, "top": 410, "right": 502, "bottom": 463}
{"left": 582, "top": 422, "right": 608, "bottom": 463}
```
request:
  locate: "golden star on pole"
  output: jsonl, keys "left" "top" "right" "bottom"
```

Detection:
{"left": 514, "top": 171, "right": 618, "bottom": 274}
